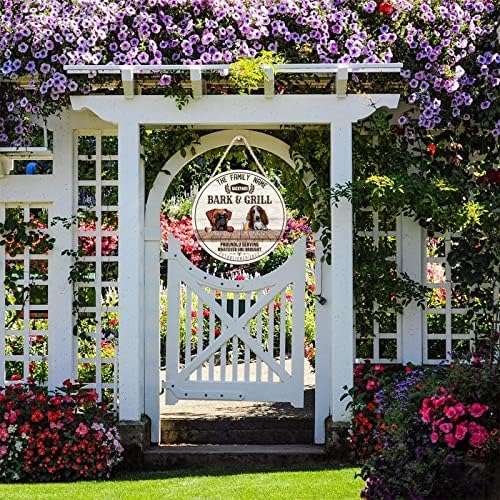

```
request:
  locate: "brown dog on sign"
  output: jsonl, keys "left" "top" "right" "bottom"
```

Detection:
{"left": 205, "top": 208, "right": 234, "bottom": 232}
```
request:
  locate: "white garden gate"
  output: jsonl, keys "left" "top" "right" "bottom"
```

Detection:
{"left": 162, "top": 236, "right": 306, "bottom": 408}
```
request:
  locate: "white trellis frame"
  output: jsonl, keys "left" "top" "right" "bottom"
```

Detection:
{"left": 70, "top": 87, "right": 401, "bottom": 444}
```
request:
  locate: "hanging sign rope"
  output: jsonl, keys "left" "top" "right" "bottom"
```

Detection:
{"left": 192, "top": 137, "right": 286, "bottom": 265}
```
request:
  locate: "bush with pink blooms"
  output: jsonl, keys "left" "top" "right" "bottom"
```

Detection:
{"left": 421, "top": 392, "right": 495, "bottom": 455}
{"left": 345, "top": 346, "right": 499, "bottom": 499}
{"left": 0, "top": 380, "right": 123, "bottom": 482}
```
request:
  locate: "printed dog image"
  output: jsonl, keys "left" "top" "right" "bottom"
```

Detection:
{"left": 205, "top": 208, "right": 234, "bottom": 232}
{"left": 246, "top": 205, "right": 269, "bottom": 230}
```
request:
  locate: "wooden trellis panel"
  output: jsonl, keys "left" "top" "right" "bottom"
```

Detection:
{"left": 1, "top": 204, "right": 51, "bottom": 386}
{"left": 75, "top": 131, "right": 119, "bottom": 405}
{"left": 424, "top": 233, "right": 472, "bottom": 364}
{"left": 355, "top": 210, "right": 402, "bottom": 363}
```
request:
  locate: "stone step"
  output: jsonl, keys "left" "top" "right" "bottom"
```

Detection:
{"left": 161, "top": 416, "right": 314, "bottom": 445}
{"left": 144, "top": 444, "right": 326, "bottom": 470}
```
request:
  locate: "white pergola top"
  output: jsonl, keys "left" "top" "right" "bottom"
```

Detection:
{"left": 64, "top": 63, "right": 403, "bottom": 99}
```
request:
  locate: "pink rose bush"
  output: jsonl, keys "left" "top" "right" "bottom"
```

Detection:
{"left": 347, "top": 353, "right": 499, "bottom": 499}
{"left": 0, "top": 380, "right": 123, "bottom": 482}
{"left": 421, "top": 392, "right": 494, "bottom": 453}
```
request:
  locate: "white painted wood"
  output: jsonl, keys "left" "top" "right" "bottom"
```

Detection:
{"left": 121, "top": 66, "right": 135, "bottom": 99}
{"left": 268, "top": 289, "right": 275, "bottom": 383}
{"left": 330, "top": 123, "right": 354, "bottom": 422}
{"left": 208, "top": 290, "right": 215, "bottom": 382}
{"left": 335, "top": 65, "right": 349, "bottom": 97}
{"left": 314, "top": 236, "right": 331, "bottom": 443}
{"left": 244, "top": 293, "right": 251, "bottom": 382}
{"left": 144, "top": 235, "right": 161, "bottom": 442}
{"left": 220, "top": 292, "right": 228, "bottom": 383}
{"left": 256, "top": 289, "right": 263, "bottom": 383}
{"left": 197, "top": 295, "right": 203, "bottom": 381}
{"left": 401, "top": 216, "right": 424, "bottom": 364}
{"left": 165, "top": 257, "right": 180, "bottom": 405}
{"left": 146, "top": 130, "right": 321, "bottom": 228}
{"left": 279, "top": 289, "right": 286, "bottom": 370}
{"left": 71, "top": 95, "right": 400, "bottom": 128}
{"left": 185, "top": 288, "right": 192, "bottom": 367}
{"left": 65, "top": 63, "right": 402, "bottom": 74}
{"left": 291, "top": 251, "right": 306, "bottom": 408}
{"left": 48, "top": 111, "right": 76, "bottom": 388}
{"left": 118, "top": 122, "right": 145, "bottom": 420}
{"left": 190, "top": 68, "right": 203, "bottom": 99}
{"left": 163, "top": 237, "right": 306, "bottom": 407}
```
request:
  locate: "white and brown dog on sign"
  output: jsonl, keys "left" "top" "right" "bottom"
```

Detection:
{"left": 246, "top": 205, "right": 269, "bottom": 230}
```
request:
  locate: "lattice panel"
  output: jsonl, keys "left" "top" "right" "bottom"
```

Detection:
{"left": 355, "top": 210, "right": 402, "bottom": 363}
{"left": 75, "top": 132, "right": 119, "bottom": 405}
{"left": 1, "top": 204, "right": 50, "bottom": 386}
{"left": 424, "top": 233, "right": 472, "bottom": 363}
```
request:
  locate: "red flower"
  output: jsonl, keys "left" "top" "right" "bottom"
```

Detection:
{"left": 31, "top": 409, "right": 44, "bottom": 423}
{"left": 377, "top": 1, "right": 394, "bottom": 15}
{"left": 427, "top": 143, "right": 437, "bottom": 156}
{"left": 214, "top": 328, "right": 222, "bottom": 337}
{"left": 354, "top": 364, "right": 365, "bottom": 377}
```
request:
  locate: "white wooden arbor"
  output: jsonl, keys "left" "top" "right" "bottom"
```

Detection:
{"left": 66, "top": 63, "right": 402, "bottom": 444}
{"left": 0, "top": 63, "right": 415, "bottom": 445}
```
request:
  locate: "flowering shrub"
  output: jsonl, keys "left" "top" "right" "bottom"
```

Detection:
{"left": 0, "top": 0, "right": 498, "bottom": 146}
{"left": 0, "top": 380, "right": 123, "bottom": 482}
{"left": 160, "top": 214, "right": 205, "bottom": 267}
{"left": 345, "top": 352, "right": 499, "bottom": 498}
{"left": 421, "top": 391, "right": 494, "bottom": 453}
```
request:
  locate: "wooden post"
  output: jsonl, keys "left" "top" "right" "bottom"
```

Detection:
{"left": 48, "top": 111, "right": 76, "bottom": 387}
{"left": 118, "top": 122, "right": 145, "bottom": 421}
{"left": 330, "top": 123, "right": 354, "bottom": 422}
{"left": 314, "top": 236, "right": 332, "bottom": 443}
{"left": 401, "top": 216, "right": 424, "bottom": 364}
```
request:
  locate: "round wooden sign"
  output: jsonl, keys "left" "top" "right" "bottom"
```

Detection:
{"left": 192, "top": 170, "right": 286, "bottom": 264}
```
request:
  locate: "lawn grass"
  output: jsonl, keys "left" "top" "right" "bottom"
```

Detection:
{"left": 0, "top": 465, "right": 363, "bottom": 499}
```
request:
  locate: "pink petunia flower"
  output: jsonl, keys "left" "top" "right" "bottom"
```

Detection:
{"left": 439, "top": 423, "right": 453, "bottom": 434}
{"left": 444, "top": 433, "right": 457, "bottom": 448}
{"left": 444, "top": 406, "right": 458, "bottom": 420}
{"left": 76, "top": 422, "right": 89, "bottom": 437}
{"left": 468, "top": 403, "right": 488, "bottom": 418}
{"left": 455, "top": 423, "right": 468, "bottom": 441}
